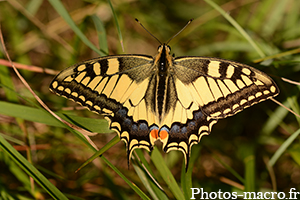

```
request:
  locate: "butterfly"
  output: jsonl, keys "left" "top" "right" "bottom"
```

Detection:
{"left": 49, "top": 28, "right": 279, "bottom": 168}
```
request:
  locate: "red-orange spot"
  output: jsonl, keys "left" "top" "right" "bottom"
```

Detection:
{"left": 150, "top": 129, "right": 159, "bottom": 139}
{"left": 159, "top": 130, "right": 169, "bottom": 140}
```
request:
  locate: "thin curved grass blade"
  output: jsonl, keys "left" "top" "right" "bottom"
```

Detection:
{"left": 0, "top": 134, "right": 68, "bottom": 200}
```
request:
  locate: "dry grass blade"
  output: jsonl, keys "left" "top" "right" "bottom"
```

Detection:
{"left": 219, "top": 177, "right": 245, "bottom": 190}
{"left": 281, "top": 77, "right": 300, "bottom": 86}
{"left": 7, "top": 0, "right": 74, "bottom": 53}
{"left": 0, "top": 59, "right": 58, "bottom": 75}
{"left": 270, "top": 98, "right": 300, "bottom": 118}
{"left": 0, "top": 26, "right": 98, "bottom": 149}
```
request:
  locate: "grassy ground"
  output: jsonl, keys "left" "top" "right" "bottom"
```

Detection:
{"left": 0, "top": 0, "right": 300, "bottom": 199}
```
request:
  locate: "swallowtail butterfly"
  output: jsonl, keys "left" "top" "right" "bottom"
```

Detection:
{"left": 50, "top": 26, "right": 279, "bottom": 167}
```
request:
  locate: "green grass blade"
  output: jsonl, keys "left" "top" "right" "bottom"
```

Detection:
{"left": 181, "top": 145, "right": 201, "bottom": 199}
{"left": 48, "top": 0, "right": 103, "bottom": 55}
{"left": 0, "top": 134, "right": 68, "bottom": 200}
{"left": 132, "top": 162, "right": 157, "bottom": 199}
{"left": 0, "top": 101, "right": 111, "bottom": 133}
{"left": 0, "top": 67, "right": 18, "bottom": 102}
{"left": 244, "top": 154, "right": 255, "bottom": 192}
{"left": 204, "top": 0, "right": 265, "bottom": 58}
{"left": 289, "top": 144, "right": 300, "bottom": 166}
{"left": 76, "top": 135, "right": 120, "bottom": 172}
{"left": 0, "top": 102, "right": 148, "bottom": 198}
{"left": 26, "top": 0, "right": 43, "bottom": 15}
{"left": 213, "top": 153, "right": 245, "bottom": 184}
{"left": 132, "top": 162, "right": 165, "bottom": 200}
{"left": 261, "top": 0, "right": 289, "bottom": 37}
{"left": 239, "top": 143, "right": 255, "bottom": 192}
{"left": 133, "top": 150, "right": 168, "bottom": 200}
{"left": 1, "top": 152, "right": 34, "bottom": 196}
{"left": 91, "top": 15, "right": 109, "bottom": 55}
{"left": 151, "top": 148, "right": 185, "bottom": 200}
{"left": 107, "top": 0, "right": 124, "bottom": 51}
{"left": 100, "top": 156, "right": 151, "bottom": 200}
{"left": 261, "top": 100, "right": 289, "bottom": 136}
{"left": 269, "top": 128, "right": 300, "bottom": 167}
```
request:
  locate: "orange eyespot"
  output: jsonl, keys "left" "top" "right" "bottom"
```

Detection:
{"left": 159, "top": 129, "right": 169, "bottom": 140}
{"left": 150, "top": 129, "right": 159, "bottom": 139}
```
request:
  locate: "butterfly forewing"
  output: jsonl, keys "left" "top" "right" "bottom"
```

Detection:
{"left": 173, "top": 57, "right": 279, "bottom": 118}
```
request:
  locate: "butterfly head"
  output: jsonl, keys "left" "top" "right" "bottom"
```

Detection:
{"left": 157, "top": 44, "right": 171, "bottom": 54}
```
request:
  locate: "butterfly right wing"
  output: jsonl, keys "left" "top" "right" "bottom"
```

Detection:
{"left": 49, "top": 55, "right": 158, "bottom": 160}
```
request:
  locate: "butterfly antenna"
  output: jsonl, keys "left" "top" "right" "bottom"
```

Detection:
{"left": 135, "top": 18, "right": 162, "bottom": 45}
{"left": 166, "top": 19, "right": 193, "bottom": 45}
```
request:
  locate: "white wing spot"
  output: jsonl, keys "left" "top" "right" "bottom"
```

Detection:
{"left": 248, "top": 96, "right": 255, "bottom": 101}
{"left": 107, "top": 58, "right": 119, "bottom": 75}
{"left": 224, "top": 79, "right": 239, "bottom": 93}
{"left": 240, "top": 99, "right": 247, "bottom": 105}
{"left": 189, "top": 134, "right": 198, "bottom": 144}
{"left": 223, "top": 108, "right": 231, "bottom": 114}
{"left": 129, "top": 139, "right": 139, "bottom": 150}
{"left": 211, "top": 111, "right": 222, "bottom": 117}
{"left": 232, "top": 104, "right": 239, "bottom": 110}
{"left": 207, "top": 61, "right": 221, "bottom": 78}
{"left": 87, "top": 76, "right": 102, "bottom": 90}
{"left": 75, "top": 72, "right": 86, "bottom": 83}
{"left": 264, "top": 90, "right": 270, "bottom": 95}
{"left": 242, "top": 68, "right": 251, "bottom": 75}
{"left": 255, "top": 92, "right": 263, "bottom": 97}
{"left": 85, "top": 101, "right": 93, "bottom": 106}
{"left": 94, "top": 105, "right": 100, "bottom": 110}
{"left": 52, "top": 81, "right": 58, "bottom": 89}
{"left": 93, "top": 62, "right": 101, "bottom": 75}
{"left": 57, "top": 86, "right": 64, "bottom": 91}
{"left": 77, "top": 64, "right": 86, "bottom": 71}
{"left": 241, "top": 75, "right": 253, "bottom": 86}
{"left": 270, "top": 86, "right": 277, "bottom": 93}
{"left": 226, "top": 64, "right": 235, "bottom": 78}
{"left": 79, "top": 95, "right": 86, "bottom": 102}
{"left": 196, "top": 77, "right": 215, "bottom": 104}
{"left": 179, "top": 141, "right": 188, "bottom": 152}
{"left": 103, "top": 108, "right": 112, "bottom": 114}
{"left": 255, "top": 80, "right": 264, "bottom": 86}
{"left": 236, "top": 79, "right": 246, "bottom": 89}
{"left": 64, "top": 76, "right": 73, "bottom": 82}
{"left": 71, "top": 92, "right": 78, "bottom": 97}
{"left": 65, "top": 88, "right": 71, "bottom": 94}
{"left": 217, "top": 80, "right": 231, "bottom": 97}
{"left": 121, "top": 131, "right": 129, "bottom": 141}
{"left": 81, "top": 77, "right": 90, "bottom": 86}
{"left": 208, "top": 78, "right": 223, "bottom": 100}
{"left": 111, "top": 122, "right": 121, "bottom": 131}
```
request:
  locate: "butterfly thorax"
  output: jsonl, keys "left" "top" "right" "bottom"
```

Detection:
{"left": 153, "top": 44, "right": 174, "bottom": 124}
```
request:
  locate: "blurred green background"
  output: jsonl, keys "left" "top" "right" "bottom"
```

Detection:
{"left": 0, "top": 0, "right": 300, "bottom": 199}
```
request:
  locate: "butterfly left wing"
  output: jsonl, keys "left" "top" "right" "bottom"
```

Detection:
{"left": 173, "top": 57, "right": 279, "bottom": 118}
{"left": 161, "top": 56, "right": 279, "bottom": 166}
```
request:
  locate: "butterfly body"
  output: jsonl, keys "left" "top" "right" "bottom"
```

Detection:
{"left": 50, "top": 43, "right": 279, "bottom": 167}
